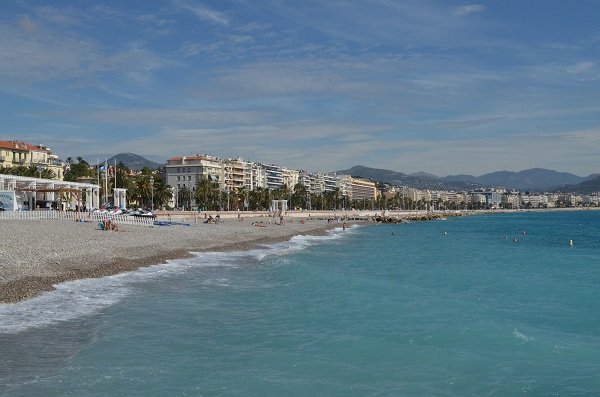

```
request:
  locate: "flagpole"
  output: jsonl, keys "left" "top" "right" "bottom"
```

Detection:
{"left": 104, "top": 158, "right": 108, "bottom": 207}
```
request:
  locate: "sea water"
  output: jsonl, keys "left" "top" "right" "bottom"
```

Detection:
{"left": 1, "top": 211, "right": 600, "bottom": 396}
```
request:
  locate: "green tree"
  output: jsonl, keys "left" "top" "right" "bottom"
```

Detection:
{"left": 135, "top": 176, "right": 153, "bottom": 209}
{"left": 178, "top": 185, "right": 192, "bottom": 210}
{"left": 115, "top": 162, "right": 132, "bottom": 192}
{"left": 194, "top": 178, "right": 213, "bottom": 210}
{"left": 230, "top": 188, "right": 247, "bottom": 211}
{"left": 248, "top": 187, "right": 268, "bottom": 210}
{"left": 292, "top": 183, "right": 307, "bottom": 209}
{"left": 153, "top": 179, "right": 172, "bottom": 209}
{"left": 64, "top": 159, "right": 93, "bottom": 182}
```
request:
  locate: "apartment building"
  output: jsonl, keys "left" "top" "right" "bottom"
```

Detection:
{"left": 0, "top": 140, "right": 64, "bottom": 180}
{"left": 323, "top": 173, "right": 338, "bottom": 192}
{"left": 340, "top": 176, "right": 376, "bottom": 201}
{"left": 250, "top": 164, "right": 267, "bottom": 190}
{"left": 163, "top": 155, "right": 226, "bottom": 192}
{"left": 262, "top": 164, "right": 285, "bottom": 190}
{"left": 224, "top": 157, "right": 253, "bottom": 192}
{"left": 282, "top": 168, "right": 299, "bottom": 190}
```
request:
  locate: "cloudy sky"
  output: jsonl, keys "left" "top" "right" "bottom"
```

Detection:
{"left": 1, "top": 1, "right": 599, "bottom": 176}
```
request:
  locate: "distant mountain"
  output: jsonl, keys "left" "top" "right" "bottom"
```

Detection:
{"left": 553, "top": 176, "right": 600, "bottom": 195}
{"left": 335, "top": 165, "right": 484, "bottom": 191}
{"left": 443, "top": 168, "right": 585, "bottom": 191}
{"left": 96, "top": 153, "right": 162, "bottom": 171}
{"left": 443, "top": 174, "right": 478, "bottom": 182}
{"left": 334, "top": 165, "right": 596, "bottom": 192}
{"left": 409, "top": 171, "right": 439, "bottom": 179}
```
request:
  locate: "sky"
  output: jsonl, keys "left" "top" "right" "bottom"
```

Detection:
{"left": 1, "top": 0, "right": 600, "bottom": 177}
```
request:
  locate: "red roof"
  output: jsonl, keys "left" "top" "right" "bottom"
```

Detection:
{"left": 0, "top": 140, "right": 50, "bottom": 153}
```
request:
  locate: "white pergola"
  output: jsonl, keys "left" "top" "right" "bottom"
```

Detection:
{"left": 0, "top": 175, "right": 100, "bottom": 211}
{"left": 272, "top": 199, "right": 288, "bottom": 213}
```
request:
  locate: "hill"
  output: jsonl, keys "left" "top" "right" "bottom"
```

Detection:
{"left": 553, "top": 176, "right": 600, "bottom": 195}
{"left": 94, "top": 153, "right": 162, "bottom": 171}
{"left": 335, "top": 165, "right": 595, "bottom": 192}
{"left": 335, "top": 165, "right": 483, "bottom": 191}
{"left": 443, "top": 168, "right": 585, "bottom": 191}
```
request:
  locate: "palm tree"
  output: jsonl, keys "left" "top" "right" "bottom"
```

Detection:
{"left": 153, "top": 180, "right": 172, "bottom": 209}
{"left": 195, "top": 178, "right": 213, "bottom": 210}
{"left": 115, "top": 164, "right": 132, "bottom": 192}
{"left": 292, "top": 183, "right": 307, "bottom": 209}
{"left": 248, "top": 187, "right": 266, "bottom": 210}
{"left": 231, "top": 188, "right": 247, "bottom": 211}
{"left": 178, "top": 185, "right": 192, "bottom": 210}
{"left": 39, "top": 168, "right": 56, "bottom": 179}
{"left": 76, "top": 156, "right": 89, "bottom": 166}
{"left": 136, "top": 176, "right": 153, "bottom": 209}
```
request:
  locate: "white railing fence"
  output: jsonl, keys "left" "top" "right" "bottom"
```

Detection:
{"left": 0, "top": 211, "right": 154, "bottom": 227}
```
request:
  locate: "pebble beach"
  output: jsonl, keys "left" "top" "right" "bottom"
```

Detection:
{"left": 0, "top": 215, "right": 345, "bottom": 303}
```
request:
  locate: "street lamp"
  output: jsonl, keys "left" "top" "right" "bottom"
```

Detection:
{"left": 150, "top": 176, "right": 154, "bottom": 211}
{"left": 188, "top": 181, "right": 191, "bottom": 211}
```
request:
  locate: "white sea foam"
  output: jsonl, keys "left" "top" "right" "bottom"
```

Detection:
{"left": 0, "top": 227, "right": 350, "bottom": 334}
{"left": 0, "top": 274, "right": 132, "bottom": 334}
{"left": 513, "top": 328, "right": 533, "bottom": 342}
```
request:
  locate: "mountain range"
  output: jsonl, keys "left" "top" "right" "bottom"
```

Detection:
{"left": 336, "top": 165, "right": 600, "bottom": 193}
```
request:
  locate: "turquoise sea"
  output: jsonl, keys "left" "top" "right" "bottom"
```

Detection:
{"left": 1, "top": 211, "right": 600, "bottom": 396}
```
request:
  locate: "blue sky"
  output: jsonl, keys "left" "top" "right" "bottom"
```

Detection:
{"left": 1, "top": 1, "right": 599, "bottom": 177}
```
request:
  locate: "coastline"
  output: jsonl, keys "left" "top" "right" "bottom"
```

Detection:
{"left": 2, "top": 207, "right": 596, "bottom": 304}
{"left": 0, "top": 216, "right": 352, "bottom": 304}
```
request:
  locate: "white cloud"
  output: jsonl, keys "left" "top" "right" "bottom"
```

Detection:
{"left": 173, "top": 0, "right": 229, "bottom": 26}
{"left": 566, "top": 61, "right": 595, "bottom": 74}
{"left": 452, "top": 4, "right": 484, "bottom": 17}
{"left": 0, "top": 19, "right": 97, "bottom": 82}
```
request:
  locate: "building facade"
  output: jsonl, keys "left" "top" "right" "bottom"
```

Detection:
{"left": 0, "top": 141, "right": 64, "bottom": 180}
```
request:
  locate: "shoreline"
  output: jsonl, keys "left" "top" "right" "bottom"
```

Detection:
{"left": 0, "top": 216, "right": 353, "bottom": 304}
{"left": 2, "top": 207, "right": 596, "bottom": 304}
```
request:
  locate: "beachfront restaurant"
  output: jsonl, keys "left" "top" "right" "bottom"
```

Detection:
{"left": 0, "top": 175, "right": 100, "bottom": 211}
